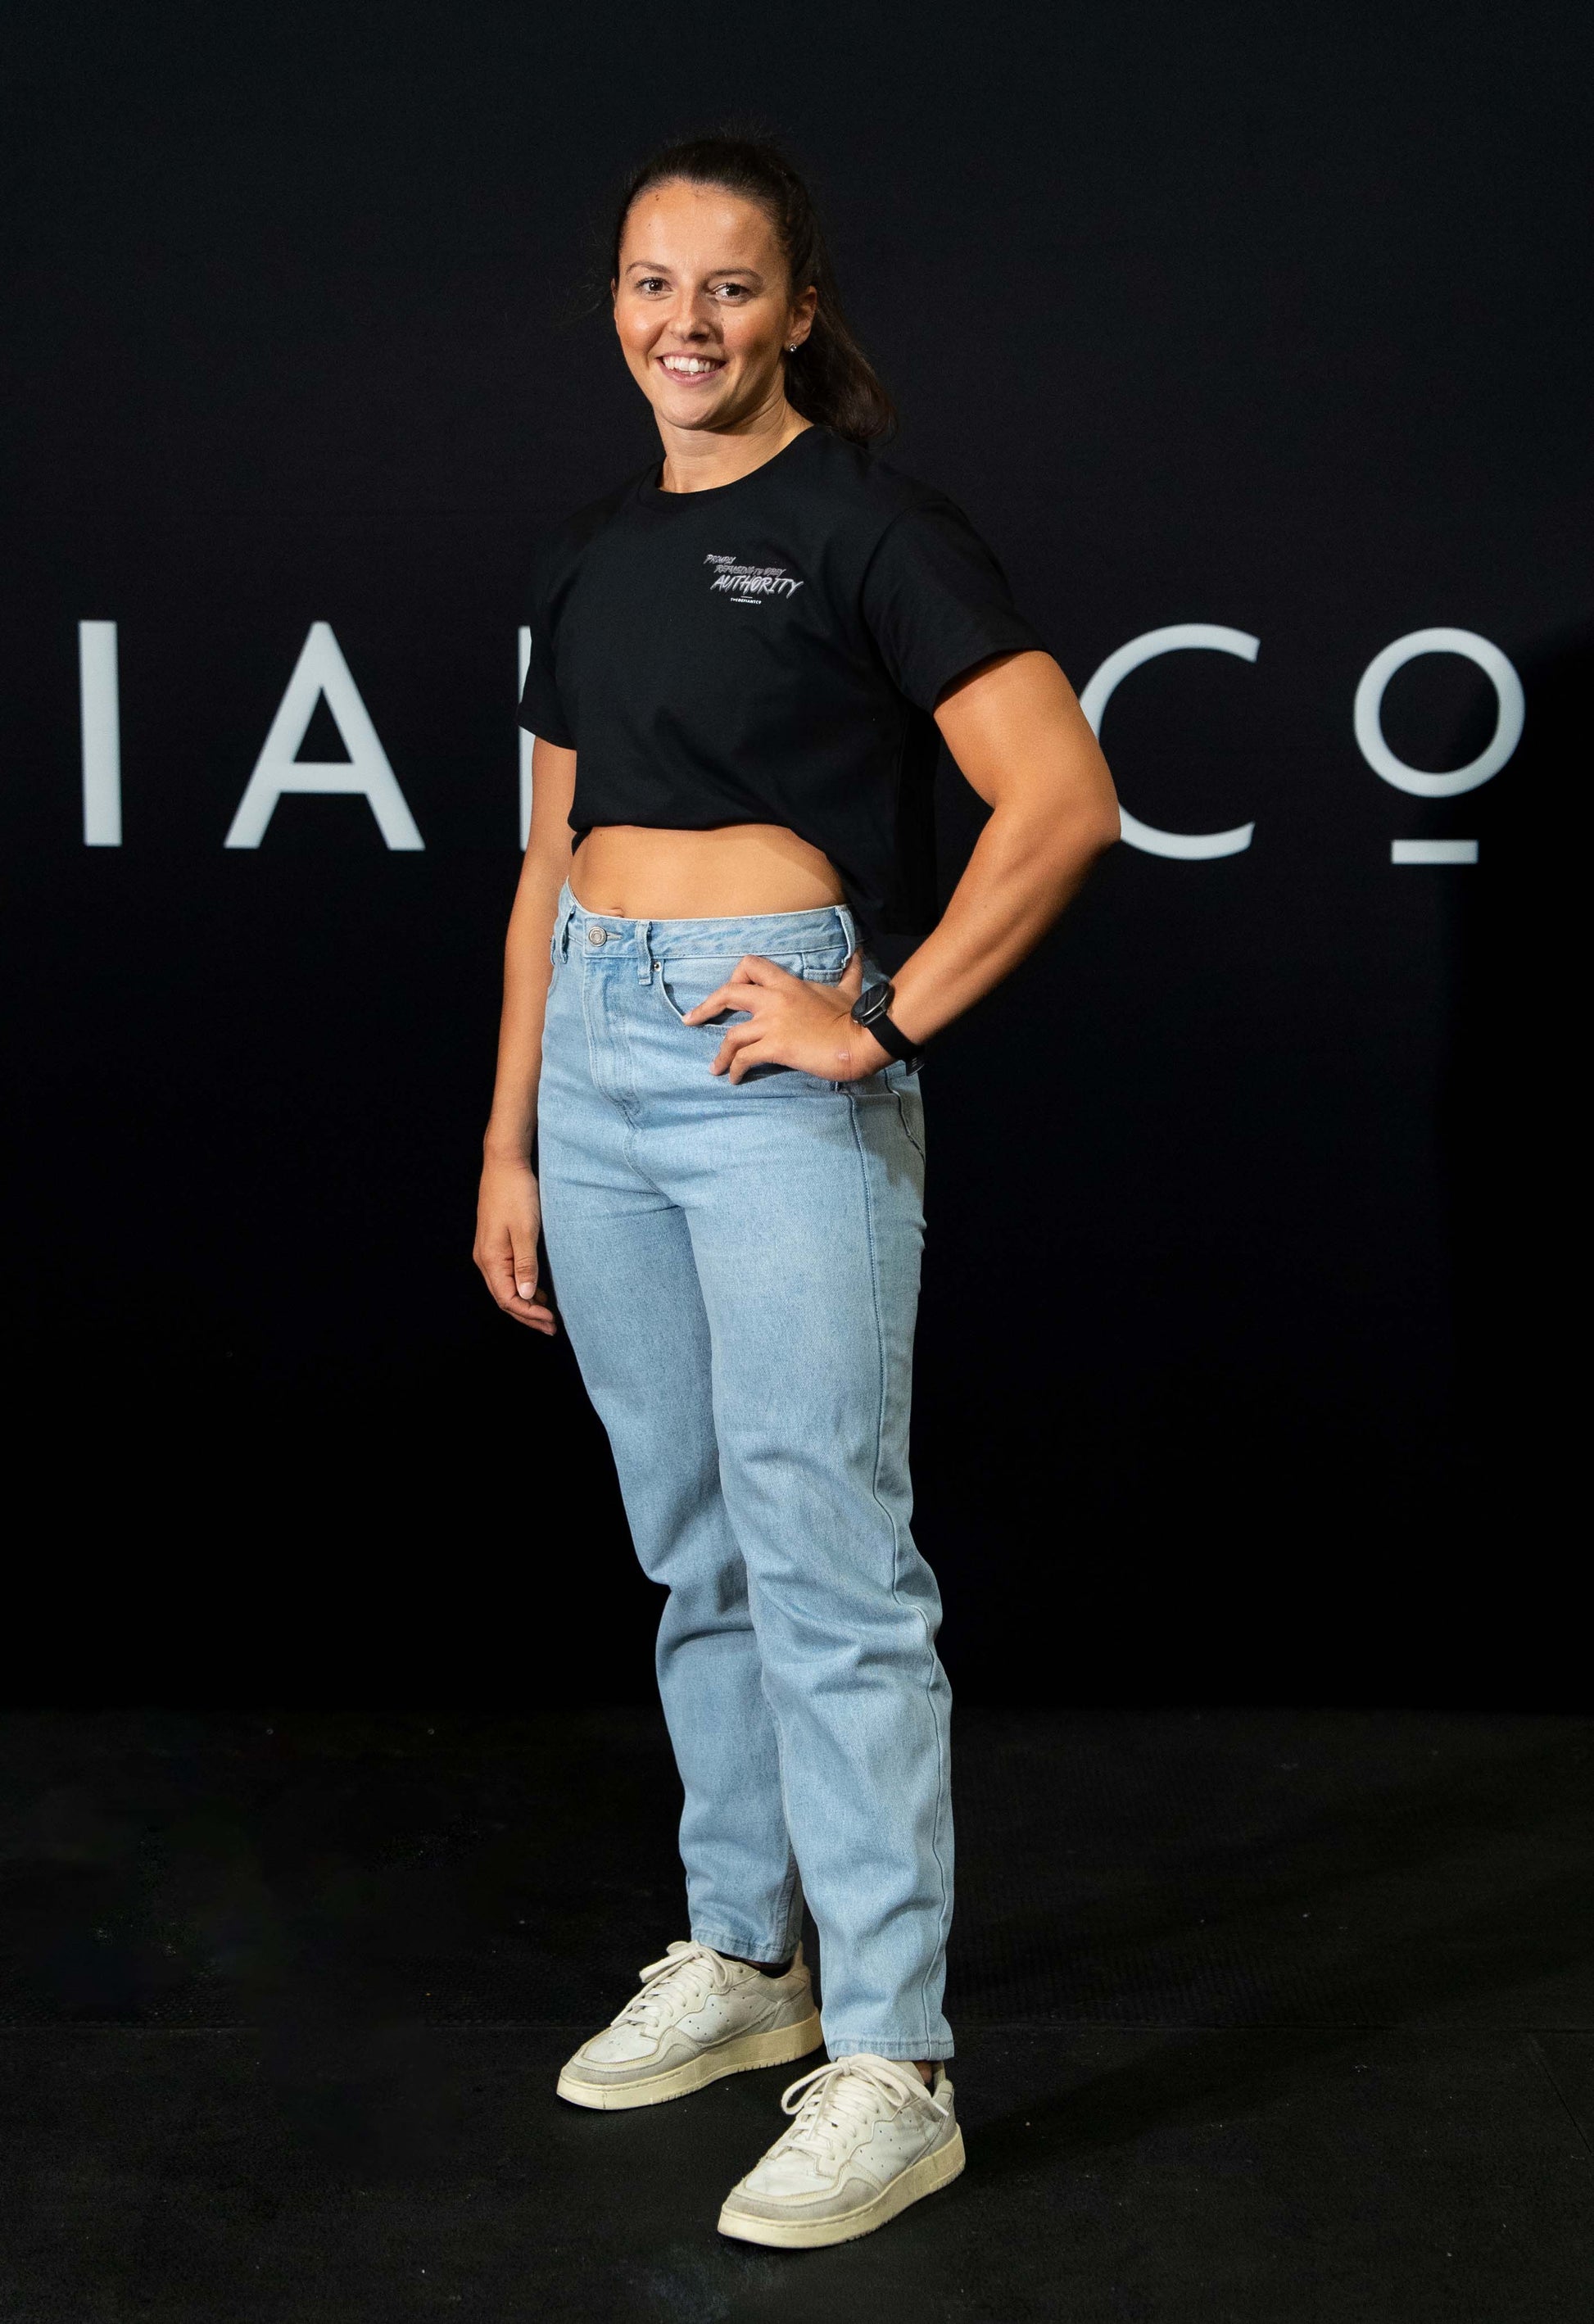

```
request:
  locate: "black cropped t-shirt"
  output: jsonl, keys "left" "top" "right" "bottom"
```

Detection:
{"left": 516, "top": 426, "right": 1045, "bottom": 950}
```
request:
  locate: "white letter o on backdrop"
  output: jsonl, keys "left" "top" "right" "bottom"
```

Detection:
{"left": 1079, "top": 623, "right": 1259, "bottom": 859}
{"left": 1352, "top": 627, "right": 1524, "bottom": 797}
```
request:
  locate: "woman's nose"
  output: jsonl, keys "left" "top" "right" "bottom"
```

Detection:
{"left": 668, "top": 297, "right": 714, "bottom": 340}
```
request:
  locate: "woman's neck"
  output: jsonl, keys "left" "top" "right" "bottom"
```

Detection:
{"left": 657, "top": 399, "right": 812, "bottom": 495}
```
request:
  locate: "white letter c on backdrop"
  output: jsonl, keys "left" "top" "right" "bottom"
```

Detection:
{"left": 1079, "top": 623, "right": 1260, "bottom": 859}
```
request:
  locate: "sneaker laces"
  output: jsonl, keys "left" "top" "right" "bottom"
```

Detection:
{"left": 609, "top": 1940, "right": 738, "bottom": 2036}
{"left": 771, "top": 2055, "right": 931, "bottom": 2172}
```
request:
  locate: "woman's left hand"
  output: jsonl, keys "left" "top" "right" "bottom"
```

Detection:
{"left": 683, "top": 950, "right": 890, "bottom": 1083}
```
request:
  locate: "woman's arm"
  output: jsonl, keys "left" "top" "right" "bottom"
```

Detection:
{"left": 473, "top": 736, "right": 578, "bottom": 1332}
{"left": 686, "top": 652, "right": 1120, "bottom": 1080}
{"left": 887, "top": 649, "right": 1119, "bottom": 1048}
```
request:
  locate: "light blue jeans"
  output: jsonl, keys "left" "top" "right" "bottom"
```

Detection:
{"left": 537, "top": 884, "right": 953, "bottom": 2061}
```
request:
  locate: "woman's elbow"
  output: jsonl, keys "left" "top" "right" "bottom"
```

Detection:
{"left": 997, "top": 762, "right": 1120, "bottom": 875}
{"left": 1062, "top": 776, "right": 1122, "bottom": 864}
{"left": 1094, "top": 798, "right": 1123, "bottom": 856}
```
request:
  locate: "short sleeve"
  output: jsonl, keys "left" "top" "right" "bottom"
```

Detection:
{"left": 860, "top": 500, "right": 1046, "bottom": 711}
{"left": 516, "top": 532, "right": 578, "bottom": 746}
{"left": 517, "top": 625, "right": 575, "bottom": 748}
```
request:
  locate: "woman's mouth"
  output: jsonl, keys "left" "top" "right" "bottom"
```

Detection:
{"left": 658, "top": 354, "right": 726, "bottom": 384}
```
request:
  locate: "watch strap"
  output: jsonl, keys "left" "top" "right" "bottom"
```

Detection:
{"left": 851, "top": 981, "right": 921, "bottom": 1067}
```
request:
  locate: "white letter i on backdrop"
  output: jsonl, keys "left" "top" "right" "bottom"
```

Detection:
{"left": 79, "top": 621, "right": 122, "bottom": 845}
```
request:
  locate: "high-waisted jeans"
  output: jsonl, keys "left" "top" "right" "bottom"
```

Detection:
{"left": 537, "top": 883, "right": 953, "bottom": 2060}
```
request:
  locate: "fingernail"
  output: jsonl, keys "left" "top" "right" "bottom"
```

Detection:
{"left": 517, "top": 1281, "right": 534, "bottom": 1298}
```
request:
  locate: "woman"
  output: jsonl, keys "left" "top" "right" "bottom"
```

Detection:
{"left": 475, "top": 134, "right": 1118, "bottom": 2249}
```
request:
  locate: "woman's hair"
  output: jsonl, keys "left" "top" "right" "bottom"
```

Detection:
{"left": 609, "top": 133, "right": 896, "bottom": 446}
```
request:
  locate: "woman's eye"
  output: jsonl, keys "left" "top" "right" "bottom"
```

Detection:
{"left": 638, "top": 277, "right": 668, "bottom": 294}
{"left": 713, "top": 282, "right": 751, "bottom": 300}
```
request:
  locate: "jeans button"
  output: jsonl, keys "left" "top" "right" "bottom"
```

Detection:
{"left": 586, "top": 926, "right": 606, "bottom": 947}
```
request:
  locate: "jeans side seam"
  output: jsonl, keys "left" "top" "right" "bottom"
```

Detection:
{"left": 762, "top": 1768, "right": 802, "bottom": 1954}
{"left": 772, "top": 1857, "right": 802, "bottom": 1954}
{"left": 746, "top": 1550, "right": 804, "bottom": 1952}
{"left": 688, "top": 1205, "right": 803, "bottom": 1964}
{"left": 845, "top": 1090, "right": 952, "bottom": 2059}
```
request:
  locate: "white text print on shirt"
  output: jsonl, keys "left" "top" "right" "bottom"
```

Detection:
{"left": 704, "top": 554, "right": 805, "bottom": 605}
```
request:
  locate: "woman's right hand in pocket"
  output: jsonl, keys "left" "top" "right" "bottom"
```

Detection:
{"left": 473, "top": 1155, "right": 557, "bottom": 1334}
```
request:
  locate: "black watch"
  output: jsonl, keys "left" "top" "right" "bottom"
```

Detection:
{"left": 850, "top": 979, "right": 921, "bottom": 1068}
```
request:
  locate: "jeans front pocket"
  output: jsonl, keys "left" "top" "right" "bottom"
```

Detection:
{"left": 654, "top": 947, "right": 852, "bottom": 1085}
{"left": 654, "top": 948, "right": 849, "bottom": 1031}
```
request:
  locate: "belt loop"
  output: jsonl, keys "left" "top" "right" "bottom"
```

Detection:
{"left": 636, "top": 918, "right": 654, "bottom": 982}
{"left": 836, "top": 901, "right": 858, "bottom": 959}
{"left": 553, "top": 883, "right": 574, "bottom": 960}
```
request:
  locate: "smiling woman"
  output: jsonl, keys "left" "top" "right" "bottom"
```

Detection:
{"left": 616, "top": 184, "right": 816, "bottom": 433}
{"left": 610, "top": 138, "right": 891, "bottom": 463}
{"left": 473, "top": 132, "right": 1119, "bottom": 2250}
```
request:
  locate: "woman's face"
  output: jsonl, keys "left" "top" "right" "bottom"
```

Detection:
{"left": 614, "top": 179, "right": 815, "bottom": 435}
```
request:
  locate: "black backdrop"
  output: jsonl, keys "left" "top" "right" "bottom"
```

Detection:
{"left": 2, "top": 2, "right": 1586, "bottom": 1706}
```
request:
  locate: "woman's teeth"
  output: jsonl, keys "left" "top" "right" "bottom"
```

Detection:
{"left": 660, "top": 356, "right": 723, "bottom": 376}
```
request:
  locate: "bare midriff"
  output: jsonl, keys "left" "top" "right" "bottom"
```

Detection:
{"left": 569, "top": 822, "right": 847, "bottom": 920}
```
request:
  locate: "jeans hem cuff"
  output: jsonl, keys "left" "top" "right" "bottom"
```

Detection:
{"left": 826, "top": 2038, "right": 955, "bottom": 2062}
{"left": 691, "top": 1927, "right": 798, "bottom": 1966}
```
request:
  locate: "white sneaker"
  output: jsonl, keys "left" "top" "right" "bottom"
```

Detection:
{"left": 718, "top": 2054, "right": 965, "bottom": 2248}
{"left": 555, "top": 1940, "right": 822, "bottom": 2111}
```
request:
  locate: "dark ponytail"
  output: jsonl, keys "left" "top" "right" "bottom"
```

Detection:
{"left": 609, "top": 133, "right": 896, "bottom": 446}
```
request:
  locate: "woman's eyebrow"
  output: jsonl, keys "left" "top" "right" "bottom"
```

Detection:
{"left": 624, "top": 258, "right": 765, "bottom": 279}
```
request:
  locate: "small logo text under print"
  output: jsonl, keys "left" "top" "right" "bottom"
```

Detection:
{"left": 704, "top": 553, "right": 804, "bottom": 604}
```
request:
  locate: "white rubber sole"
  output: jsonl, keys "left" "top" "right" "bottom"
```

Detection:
{"left": 555, "top": 2009, "right": 824, "bottom": 2112}
{"left": 718, "top": 2122, "right": 967, "bottom": 2248}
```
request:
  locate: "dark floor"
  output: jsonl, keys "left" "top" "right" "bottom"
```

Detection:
{"left": 2, "top": 1708, "right": 1591, "bottom": 2321}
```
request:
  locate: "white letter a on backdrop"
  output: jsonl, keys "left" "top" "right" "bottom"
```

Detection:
{"left": 224, "top": 623, "right": 423, "bottom": 849}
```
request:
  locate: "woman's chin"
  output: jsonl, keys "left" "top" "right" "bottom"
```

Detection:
{"left": 654, "top": 388, "right": 739, "bottom": 433}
